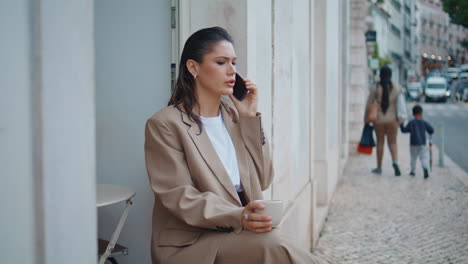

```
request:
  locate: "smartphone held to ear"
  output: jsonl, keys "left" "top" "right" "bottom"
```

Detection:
{"left": 233, "top": 73, "right": 248, "bottom": 101}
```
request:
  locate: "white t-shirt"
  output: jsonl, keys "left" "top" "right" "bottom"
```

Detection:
{"left": 200, "top": 112, "right": 243, "bottom": 192}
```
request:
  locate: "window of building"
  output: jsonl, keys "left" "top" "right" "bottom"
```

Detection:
{"left": 391, "top": 0, "right": 402, "bottom": 11}
{"left": 391, "top": 24, "right": 401, "bottom": 38}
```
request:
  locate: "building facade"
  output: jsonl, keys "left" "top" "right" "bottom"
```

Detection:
{"left": 448, "top": 23, "right": 468, "bottom": 66}
{"left": 402, "top": 0, "right": 419, "bottom": 82}
{"left": 2, "top": 0, "right": 367, "bottom": 263}
{"left": 418, "top": 0, "right": 449, "bottom": 73}
{"left": 385, "top": 0, "right": 405, "bottom": 84}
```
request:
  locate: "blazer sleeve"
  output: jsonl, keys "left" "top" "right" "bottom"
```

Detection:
{"left": 145, "top": 117, "right": 244, "bottom": 234}
{"left": 364, "top": 86, "right": 377, "bottom": 122}
{"left": 238, "top": 114, "right": 274, "bottom": 191}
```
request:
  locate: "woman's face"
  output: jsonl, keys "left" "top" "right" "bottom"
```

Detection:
{"left": 193, "top": 40, "right": 237, "bottom": 97}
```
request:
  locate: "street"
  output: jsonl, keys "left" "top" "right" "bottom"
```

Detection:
{"left": 313, "top": 132, "right": 468, "bottom": 264}
{"left": 406, "top": 100, "right": 468, "bottom": 173}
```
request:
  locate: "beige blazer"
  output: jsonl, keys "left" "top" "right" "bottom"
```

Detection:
{"left": 144, "top": 98, "right": 273, "bottom": 263}
{"left": 366, "top": 83, "right": 400, "bottom": 124}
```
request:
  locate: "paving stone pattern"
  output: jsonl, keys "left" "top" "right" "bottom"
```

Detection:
{"left": 313, "top": 134, "right": 468, "bottom": 264}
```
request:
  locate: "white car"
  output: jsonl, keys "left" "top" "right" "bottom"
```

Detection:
{"left": 425, "top": 76, "right": 449, "bottom": 102}
{"left": 407, "top": 82, "right": 423, "bottom": 101}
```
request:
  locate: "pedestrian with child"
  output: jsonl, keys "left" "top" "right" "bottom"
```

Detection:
{"left": 400, "top": 105, "right": 434, "bottom": 179}
{"left": 365, "top": 66, "right": 402, "bottom": 176}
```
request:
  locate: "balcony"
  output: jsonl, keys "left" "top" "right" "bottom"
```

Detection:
{"left": 404, "top": 4, "right": 411, "bottom": 14}
{"left": 404, "top": 26, "right": 411, "bottom": 36}
{"left": 391, "top": 0, "right": 402, "bottom": 11}
{"left": 405, "top": 50, "right": 411, "bottom": 60}
{"left": 391, "top": 24, "right": 401, "bottom": 38}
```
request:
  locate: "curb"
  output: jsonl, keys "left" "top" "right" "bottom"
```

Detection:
{"left": 429, "top": 139, "right": 468, "bottom": 187}
{"left": 442, "top": 151, "right": 468, "bottom": 187}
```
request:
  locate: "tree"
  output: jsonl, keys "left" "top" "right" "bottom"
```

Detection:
{"left": 442, "top": 0, "right": 468, "bottom": 28}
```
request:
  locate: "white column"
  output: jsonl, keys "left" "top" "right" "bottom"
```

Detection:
{"left": 40, "top": 1, "right": 97, "bottom": 263}
{"left": 0, "top": 1, "right": 38, "bottom": 262}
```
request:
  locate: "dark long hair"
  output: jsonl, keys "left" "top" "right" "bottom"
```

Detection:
{"left": 379, "top": 66, "right": 393, "bottom": 114}
{"left": 168, "top": 27, "right": 234, "bottom": 132}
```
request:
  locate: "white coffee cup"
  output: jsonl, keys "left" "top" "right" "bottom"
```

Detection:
{"left": 254, "top": 200, "right": 283, "bottom": 227}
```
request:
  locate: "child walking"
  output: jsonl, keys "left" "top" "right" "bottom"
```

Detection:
{"left": 400, "top": 105, "right": 434, "bottom": 179}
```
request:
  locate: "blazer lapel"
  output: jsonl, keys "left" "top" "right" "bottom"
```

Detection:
{"left": 183, "top": 111, "right": 242, "bottom": 206}
{"left": 221, "top": 103, "right": 252, "bottom": 203}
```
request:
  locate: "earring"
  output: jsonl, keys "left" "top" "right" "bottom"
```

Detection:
{"left": 193, "top": 74, "right": 197, "bottom": 79}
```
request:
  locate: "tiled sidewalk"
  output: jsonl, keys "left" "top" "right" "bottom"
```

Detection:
{"left": 313, "top": 133, "right": 468, "bottom": 264}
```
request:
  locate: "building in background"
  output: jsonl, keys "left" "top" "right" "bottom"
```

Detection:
{"left": 402, "top": 0, "right": 419, "bottom": 82}
{"left": 367, "top": 0, "right": 407, "bottom": 85}
{"left": 418, "top": 0, "right": 450, "bottom": 74}
{"left": 385, "top": 0, "right": 405, "bottom": 85}
{"left": 367, "top": 0, "right": 467, "bottom": 82}
{"left": 448, "top": 23, "right": 468, "bottom": 66}
{"left": 368, "top": 1, "right": 391, "bottom": 64}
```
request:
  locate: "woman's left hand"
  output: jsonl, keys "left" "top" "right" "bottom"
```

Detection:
{"left": 229, "top": 78, "right": 258, "bottom": 117}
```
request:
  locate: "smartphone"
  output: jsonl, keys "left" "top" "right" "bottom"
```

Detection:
{"left": 233, "top": 73, "right": 248, "bottom": 101}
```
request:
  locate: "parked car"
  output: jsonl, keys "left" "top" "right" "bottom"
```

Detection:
{"left": 406, "top": 82, "right": 423, "bottom": 101}
{"left": 446, "top": 67, "right": 461, "bottom": 83}
{"left": 460, "top": 64, "right": 468, "bottom": 74}
{"left": 424, "top": 76, "right": 449, "bottom": 102}
{"left": 458, "top": 72, "right": 468, "bottom": 83}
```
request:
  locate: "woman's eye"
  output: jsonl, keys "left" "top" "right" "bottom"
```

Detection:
{"left": 216, "top": 61, "right": 225, "bottom": 65}
{"left": 232, "top": 62, "right": 237, "bottom": 66}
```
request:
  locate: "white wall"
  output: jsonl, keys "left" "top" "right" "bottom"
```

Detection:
{"left": 373, "top": 10, "right": 390, "bottom": 58}
{"left": 179, "top": 0, "right": 274, "bottom": 199}
{"left": 271, "top": 0, "right": 313, "bottom": 249}
{"left": 94, "top": 0, "right": 171, "bottom": 263}
{"left": 0, "top": 1, "right": 37, "bottom": 262}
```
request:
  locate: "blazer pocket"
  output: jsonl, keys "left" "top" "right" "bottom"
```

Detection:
{"left": 157, "top": 229, "right": 203, "bottom": 247}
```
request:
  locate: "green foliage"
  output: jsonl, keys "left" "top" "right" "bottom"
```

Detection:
{"left": 374, "top": 43, "right": 380, "bottom": 57}
{"left": 442, "top": 0, "right": 468, "bottom": 28}
{"left": 379, "top": 56, "right": 393, "bottom": 67}
{"left": 372, "top": 43, "right": 392, "bottom": 67}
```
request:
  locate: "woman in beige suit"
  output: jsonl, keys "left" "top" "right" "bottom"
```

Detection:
{"left": 366, "top": 66, "right": 401, "bottom": 176}
{"left": 144, "top": 27, "right": 325, "bottom": 263}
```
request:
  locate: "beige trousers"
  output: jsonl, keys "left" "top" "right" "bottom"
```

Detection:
{"left": 215, "top": 229, "right": 328, "bottom": 264}
{"left": 374, "top": 120, "right": 399, "bottom": 168}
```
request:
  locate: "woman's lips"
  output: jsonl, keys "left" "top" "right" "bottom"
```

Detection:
{"left": 226, "top": 80, "right": 235, "bottom": 87}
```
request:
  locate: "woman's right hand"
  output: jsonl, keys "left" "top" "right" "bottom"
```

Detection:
{"left": 242, "top": 201, "right": 273, "bottom": 233}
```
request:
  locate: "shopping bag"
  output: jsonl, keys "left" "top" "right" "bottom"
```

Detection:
{"left": 360, "top": 123, "right": 375, "bottom": 147}
{"left": 357, "top": 124, "right": 375, "bottom": 155}
{"left": 396, "top": 92, "right": 408, "bottom": 122}
{"left": 357, "top": 144, "right": 373, "bottom": 155}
